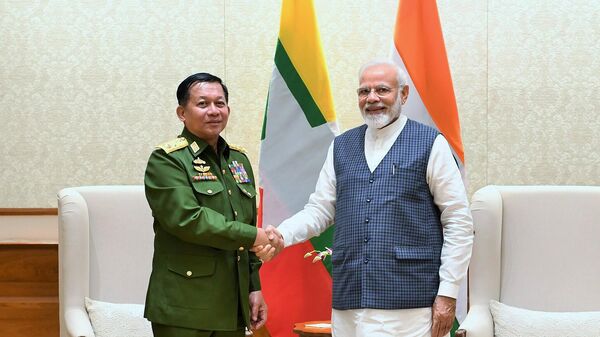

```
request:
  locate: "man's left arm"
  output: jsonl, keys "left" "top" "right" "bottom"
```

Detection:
{"left": 426, "top": 135, "right": 474, "bottom": 337}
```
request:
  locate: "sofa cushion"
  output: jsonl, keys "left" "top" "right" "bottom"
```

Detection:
{"left": 85, "top": 297, "right": 152, "bottom": 337}
{"left": 490, "top": 300, "right": 600, "bottom": 337}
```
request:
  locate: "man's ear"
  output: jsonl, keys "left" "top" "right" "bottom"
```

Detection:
{"left": 176, "top": 105, "right": 185, "bottom": 122}
{"left": 401, "top": 85, "right": 409, "bottom": 104}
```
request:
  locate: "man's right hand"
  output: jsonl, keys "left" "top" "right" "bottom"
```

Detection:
{"left": 253, "top": 227, "right": 270, "bottom": 247}
{"left": 252, "top": 225, "right": 284, "bottom": 262}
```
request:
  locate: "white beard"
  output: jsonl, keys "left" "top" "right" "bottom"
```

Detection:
{"left": 362, "top": 96, "right": 402, "bottom": 129}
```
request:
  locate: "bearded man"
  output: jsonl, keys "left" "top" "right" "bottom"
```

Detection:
{"left": 257, "top": 59, "right": 473, "bottom": 337}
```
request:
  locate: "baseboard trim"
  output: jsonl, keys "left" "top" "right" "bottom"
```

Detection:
{"left": 0, "top": 208, "right": 58, "bottom": 216}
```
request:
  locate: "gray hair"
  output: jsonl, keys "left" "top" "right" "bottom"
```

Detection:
{"left": 358, "top": 58, "right": 408, "bottom": 87}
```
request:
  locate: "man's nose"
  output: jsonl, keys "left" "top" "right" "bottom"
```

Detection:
{"left": 207, "top": 103, "right": 220, "bottom": 114}
{"left": 366, "top": 90, "right": 380, "bottom": 103}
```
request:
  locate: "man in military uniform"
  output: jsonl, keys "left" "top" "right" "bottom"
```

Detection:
{"left": 144, "top": 73, "right": 271, "bottom": 337}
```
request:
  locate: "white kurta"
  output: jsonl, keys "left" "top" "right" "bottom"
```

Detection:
{"left": 277, "top": 115, "right": 473, "bottom": 336}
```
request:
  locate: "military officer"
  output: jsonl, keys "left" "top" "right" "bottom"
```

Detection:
{"left": 144, "top": 72, "right": 271, "bottom": 337}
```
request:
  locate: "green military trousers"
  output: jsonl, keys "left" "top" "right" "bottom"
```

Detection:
{"left": 152, "top": 323, "right": 245, "bottom": 337}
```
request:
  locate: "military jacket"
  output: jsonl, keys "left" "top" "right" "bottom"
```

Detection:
{"left": 143, "top": 127, "right": 261, "bottom": 331}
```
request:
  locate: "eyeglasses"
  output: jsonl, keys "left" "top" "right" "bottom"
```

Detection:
{"left": 356, "top": 85, "right": 398, "bottom": 98}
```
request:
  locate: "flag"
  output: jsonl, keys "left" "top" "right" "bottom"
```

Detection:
{"left": 391, "top": 0, "right": 467, "bottom": 335}
{"left": 258, "top": 1, "right": 338, "bottom": 336}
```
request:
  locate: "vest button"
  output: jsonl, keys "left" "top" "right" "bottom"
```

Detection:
{"left": 369, "top": 179, "right": 374, "bottom": 183}
{"left": 364, "top": 258, "right": 369, "bottom": 264}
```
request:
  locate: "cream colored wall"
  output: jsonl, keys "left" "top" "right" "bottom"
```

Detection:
{"left": 1, "top": 0, "right": 599, "bottom": 207}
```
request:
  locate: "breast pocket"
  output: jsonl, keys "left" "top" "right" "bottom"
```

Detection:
{"left": 235, "top": 183, "right": 256, "bottom": 223}
{"left": 192, "top": 181, "right": 225, "bottom": 210}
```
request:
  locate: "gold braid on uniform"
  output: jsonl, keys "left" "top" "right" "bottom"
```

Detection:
{"left": 229, "top": 144, "right": 248, "bottom": 155}
{"left": 156, "top": 137, "right": 189, "bottom": 154}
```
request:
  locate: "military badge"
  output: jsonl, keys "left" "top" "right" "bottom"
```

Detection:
{"left": 228, "top": 161, "right": 251, "bottom": 183}
{"left": 190, "top": 141, "right": 200, "bottom": 154}
{"left": 194, "top": 165, "right": 211, "bottom": 173}
{"left": 192, "top": 171, "right": 218, "bottom": 181}
{"left": 192, "top": 157, "right": 217, "bottom": 181}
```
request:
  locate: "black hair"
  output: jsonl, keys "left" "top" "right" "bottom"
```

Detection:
{"left": 176, "top": 72, "right": 229, "bottom": 105}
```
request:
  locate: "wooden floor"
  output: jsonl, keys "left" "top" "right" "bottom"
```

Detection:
{"left": 0, "top": 244, "right": 59, "bottom": 337}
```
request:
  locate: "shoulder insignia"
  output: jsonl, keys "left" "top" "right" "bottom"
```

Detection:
{"left": 229, "top": 144, "right": 247, "bottom": 155}
{"left": 156, "top": 137, "right": 188, "bottom": 154}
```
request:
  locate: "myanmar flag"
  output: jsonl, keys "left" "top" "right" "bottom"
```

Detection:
{"left": 258, "top": 1, "right": 338, "bottom": 336}
{"left": 391, "top": 0, "right": 467, "bottom": 334}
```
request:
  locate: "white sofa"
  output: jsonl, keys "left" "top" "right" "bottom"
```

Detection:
{"left": 456, "top": 185, "right": 600, "bottom": 337}
{"left": 58, "top": 186, "right": 154, "bottom": 337}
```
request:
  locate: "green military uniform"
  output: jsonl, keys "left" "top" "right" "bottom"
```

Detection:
{"left": 143, "top": 127, "right": 261, "bottom": 335}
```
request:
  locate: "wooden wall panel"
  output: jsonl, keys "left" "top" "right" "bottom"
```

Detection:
{"left": 0, "top": 244, "right": 58, "bottom": 337}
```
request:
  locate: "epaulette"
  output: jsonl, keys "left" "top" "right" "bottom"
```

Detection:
{"left": 156, "top": 137, "right": 189, "bottom": 154}
{"left": 229, "top": 144, "right": 247, "bottom": 155}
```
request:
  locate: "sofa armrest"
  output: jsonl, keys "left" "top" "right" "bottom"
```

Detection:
{"left": 456, "top": 304, "right": 494, "bottom": 337}
{"left": 65, "top": 307, "right": 95, "bottom": 337}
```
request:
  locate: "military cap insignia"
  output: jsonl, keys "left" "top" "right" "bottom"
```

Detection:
{"left": 156, "top": 137, "right": 188, "bottom": 154}
{"left": 228, "top": 160, "right": 251, "bottom": 183}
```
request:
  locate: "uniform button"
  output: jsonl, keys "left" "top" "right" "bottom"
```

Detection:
{"left": 364, "top": 259, "right": 369, "bottom": 264}
{"left": 366, "top": 198, "right": 371, "bottom": 203}
{"left": 365, "top": 218, "right": 369, "bottom": 223}
{"left": 228, "top": 189, "right": 232, "bottom": 195}
{"left": 222, "top": 169, "right": 226, "bottom": 174}
{"left": 238, "top": 246, "right": 244, "bottom": 251}
{"left": 207, "top": 189, "right": 213, "bottom": 194}
{"left": 237, "top": 256, "right": 241, "bottom": 262}
{"left": 234, "top": 211, "right": 238, "bottom": 216}
{"left": 186, "top": 271, "right": 192, "bottom": 277}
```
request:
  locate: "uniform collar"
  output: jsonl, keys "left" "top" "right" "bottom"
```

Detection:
{"left": 180, "top": 127, "right": 230, "bottom": 158}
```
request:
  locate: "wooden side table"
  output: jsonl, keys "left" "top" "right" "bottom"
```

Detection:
{"left": 292, "top": 320, "right": 332, "bottom": 337}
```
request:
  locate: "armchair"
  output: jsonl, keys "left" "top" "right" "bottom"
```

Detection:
{"left": 456, "top": 185, "right": 600, "bottom": 337}
{"left": 58, "top": 186, "right": 154, "bottom": 337}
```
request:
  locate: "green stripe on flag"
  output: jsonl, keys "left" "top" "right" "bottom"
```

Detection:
{"left": 274, "top": 39, "right": 327, "bottom": 128}
{"left": 451, "top": 318, "right": 459, "bottom": 336}
{"left": 309, "top": 226, "right": 334, "bottom": 275}
{"left": 261, "top": 91, "right": 269, "bottom": 140}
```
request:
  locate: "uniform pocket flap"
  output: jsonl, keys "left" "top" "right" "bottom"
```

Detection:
{"left": 236, "top": 183, "right": 256, "bottom": 198}
{"left": 192, "top": 181, "right": 224, "bottom": 196}
{"left": 394, "top": 246, "right": 438, "bottom": 260}
{"left": 167, "top": 255, "right": 216, "bottom": 278}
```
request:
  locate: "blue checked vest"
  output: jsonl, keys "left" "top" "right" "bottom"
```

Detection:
{"left": 331, "top": 119, "right": 443, "bottom": 310}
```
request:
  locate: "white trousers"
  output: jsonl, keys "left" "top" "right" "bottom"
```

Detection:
{"left": 331, "top": 308, "right": 450, "bottom": 337}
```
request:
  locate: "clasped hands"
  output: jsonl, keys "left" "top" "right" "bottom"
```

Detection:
{"left": 251, "top": 225, "right": 284, "bottom": 262}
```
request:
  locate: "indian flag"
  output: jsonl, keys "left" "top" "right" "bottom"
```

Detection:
{"left": 258, "top": 0, "right": 338, "bottom": 336}
{"left": 391, "top": 0, "right": 467, "bottom": 335}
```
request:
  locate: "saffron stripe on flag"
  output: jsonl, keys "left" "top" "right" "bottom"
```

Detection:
{"left": 391, "top": 1, "right": 468, "bottom": 335}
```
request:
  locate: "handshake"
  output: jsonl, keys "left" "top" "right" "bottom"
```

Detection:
{"left": 251, "top": 225, "right": 285, "bottom": 262}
